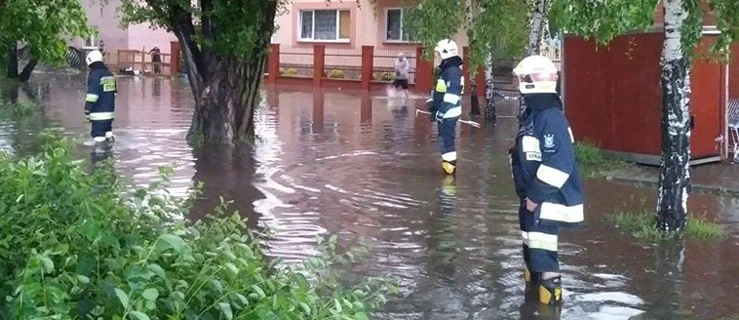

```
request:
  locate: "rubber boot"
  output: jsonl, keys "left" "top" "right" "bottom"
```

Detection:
{"left": 538, "top": 303, "right": 563, "bottom": 319}
{"left": 524, "top": 266, "right": 541, "bottom": 300}
{"left": 538, "top": 276, "right": 563, "bottom": 305}
{"left": 442, "top": 160, "right": 456, "bottom": 175}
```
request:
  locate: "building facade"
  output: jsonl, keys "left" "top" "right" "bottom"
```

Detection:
{"left": 71, "top": 0, "right": 176, "bottom": 65}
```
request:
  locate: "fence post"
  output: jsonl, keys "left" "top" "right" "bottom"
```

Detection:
{"left": 361, "top": 46, "right": 374, "bottom": 90}
{"left": 361, "top": 93, "right": 373, "bottom": 123}
{"left": 313, "top": 45, "right": 325, "bottom": 87}
{"left": 267, "top": 44, "right": 280, "bottom": 85}
{"left": 476, "top": 66, "right": 485, "bottom": 98}
{"left": 170, "top": 41, "right": 180, "bottom": 76}
{"left": 415, "top": 46, "right": 433, "bottom": 93}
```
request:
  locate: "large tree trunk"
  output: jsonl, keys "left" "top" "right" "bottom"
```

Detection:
{"left": 656, "top": 0, "right": 691, "bottom": 232}
{"left": 173, "top": 0, "right": 276, "bottom": 146}
{"left": 526, "top": 0, "right": 548, "bottom": 56}
{"left": 187, "top": 57, "right": 265, "bottom": 145}
{"left": 7, "top": 46, "right": 18, "bottom": 79}
{"left": 483, "top": 55, "right": 496, "bottom": 121}
{"left": 469, "top": 77, "right": 480, "bottom": 115}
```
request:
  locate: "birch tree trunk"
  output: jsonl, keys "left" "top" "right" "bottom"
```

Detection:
{"left": 656, "top": 0, "right": 691, "bottom": 232}
{"left": 526, "top": 0, "right": 548, "bottom": 55}
{"left": 470, "top": 76, "right": 481, "bottom": 115}
{"left": 484, "top": 54, "right": 496, "bottom": 120}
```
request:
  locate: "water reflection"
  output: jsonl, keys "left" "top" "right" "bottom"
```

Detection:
{"left": 1, "top": 76, "right": 736, "bottom": 319}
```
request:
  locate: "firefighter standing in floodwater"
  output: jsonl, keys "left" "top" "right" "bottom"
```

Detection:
{"left": 427, "top": 39, "right": 463, "bottom": 175}
{"left": 509, "top": 55, "right": 584, "bottom": 306}
{"left": 84, "top": 50, "right": 117, "bottom": 145}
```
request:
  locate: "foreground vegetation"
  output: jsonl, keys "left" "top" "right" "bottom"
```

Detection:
{"left": 0, "top": 133, "right": 394, "bottom": 319}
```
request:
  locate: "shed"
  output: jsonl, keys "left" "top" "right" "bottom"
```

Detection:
{"left": 561, "top": 28, "right": 729, "bottom": 165}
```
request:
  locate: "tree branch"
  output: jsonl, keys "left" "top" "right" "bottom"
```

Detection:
{"left": 19, "top": 58, "right": 38, "bottom": 82}
{"left": 167, "top": 0, "right": 204, "bottom": 96}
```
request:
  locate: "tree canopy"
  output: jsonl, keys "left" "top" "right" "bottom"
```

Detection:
{"left": 550, "top": 0, "right": 739, "bottom": 63}
{"left": 403, "top": 0, "right": 529, "bottom": 73}
{"left": 0, "top": 0, "right": 91, "bottom": 73}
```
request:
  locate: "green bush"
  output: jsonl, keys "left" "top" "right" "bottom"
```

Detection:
{"left": 0, "top": 132, "right": 395, "bottom": 319}
{"left": 380, "top": 72, "right": 394, "bottom": 81}
{"left": 279, "top": 68, "right": 298, "bottom": 76}
{"left": 328, "top": 69, "right": 344, "bottom": 79}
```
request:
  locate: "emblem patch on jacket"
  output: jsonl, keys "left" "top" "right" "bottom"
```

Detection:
{"left": 543, "top": 134, "right": 555, "bottom": 148}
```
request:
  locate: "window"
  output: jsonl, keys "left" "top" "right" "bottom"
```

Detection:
{"left": 386, "top": 8, "right": 416, "bottom": 42}
{"left": 84, "top": 27, "right": 99, "bottom": 49}
{"left": 299, "top": 9, "right": 351, "bottom": 41}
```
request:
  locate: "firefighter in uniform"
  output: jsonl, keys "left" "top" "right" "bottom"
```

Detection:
{"left": 84, "top": 50, "right": 117, "bottom": 145}
{"left": 427, "top": 39, "right": 464, "bottom": 175}
{"left": 508, "top": 55, "right": 584, "bottom": 306}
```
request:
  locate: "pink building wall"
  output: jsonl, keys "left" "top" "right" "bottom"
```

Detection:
{"left": 273, "top": 0, "right": 468, "bottom": 50}
{"left": 74, "top": 0, "right": 176, "bottom": 64}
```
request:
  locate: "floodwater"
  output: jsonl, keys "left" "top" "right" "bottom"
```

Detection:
{"left": 2, "top": 75, "right": 739, "bottom": 320}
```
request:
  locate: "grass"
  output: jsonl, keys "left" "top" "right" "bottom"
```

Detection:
{"left": 0, "top": 79, "right": 40, "bottom": 117}
{"left": 0, "top": 99, "right": 37, "bottom": 117}
{"left": 611, "top": 207, "right": 727, "bottom": 241}
{"left": 574, "top": 138, "right": 628, "bottom": 177}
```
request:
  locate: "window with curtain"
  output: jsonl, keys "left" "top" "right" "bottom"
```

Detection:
{"left": 299, "top": 9, "right": 350, "bottom": 41}
{"left": 386, "top": 8, "right": 417, "bottom": 42}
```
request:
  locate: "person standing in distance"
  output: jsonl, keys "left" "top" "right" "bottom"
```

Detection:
{"left": 84, "top": 50, "right": 117, "bottom": 145}
{"left": 392, "top": 52, "right": 410, "bottom": 97}
{"left": 508, "top": 55, "right": 584, "bottom": 305}
{"left": 428, "top": 39, "right": 464, "bottom": 175}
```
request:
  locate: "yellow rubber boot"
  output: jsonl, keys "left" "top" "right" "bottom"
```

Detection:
{"left": 524, "top": 266, "right": 540, "bottom": 298}
{"left": 538, "top": 276, "right": 563, "bottom": 305}
{"left": 442, "top": 160, "right": 456, "bottom": 175}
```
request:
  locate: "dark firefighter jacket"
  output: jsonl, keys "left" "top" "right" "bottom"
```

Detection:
{"left": 84, "top": 61, "right": 116, "bottom": 121}
{"left": 510, "top": 93, "right": 584, "bottom": 226}
{"left": 428, "top": 56, "right": 463, "bottom": 119}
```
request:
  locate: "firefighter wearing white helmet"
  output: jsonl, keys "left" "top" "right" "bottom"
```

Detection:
{"left": 508, "top": 55, "right": 583, "bottom": 306}
{"left": 426, "top": 38, "right": 464, "bottom": 175}
{"left": 84, "top": 49, "right": 117, "bottom": 145}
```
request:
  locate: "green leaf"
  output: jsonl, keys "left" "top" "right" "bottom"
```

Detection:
{"left": 234, "top": 293, "right": 250, "bottom": 307}
{"left": 80, "top": 219, "right": 100, "bottom": 241}
{"left": 147, "top": 264, "right": 166, "bottom": 278}
{"left": 40, "top": 256, "right": 54, "bottom": 273}
{"left": 299, "top": 302, "right": 311, "bottom": 315}
{"left": 114, "top": 288, "right": 129, "bottom": 308}
{"left": 353, "top": 312, "right": 369, "bottom": 320}
{"left": 142, "top": 288, "right": 159, "bottom": 301}
{"left": 251, "top": 285, "right": 266, "bottom": 300}
{"left": 76, "top": 275, "right": 90, "bottom": 284}
{"left": 224, "top": 262, "right": 239, "bottom": 276}
{"left": 129, "top": 311, "right": 150, "bottom": 320}
{"left": 210, "top": 280, "right": 223, "bottom": 293}
{"left": 159, "top": 234, "right": 187, "bottom": 253}
{"left": 218, "top": 302, "right": 233, "bottom": 320}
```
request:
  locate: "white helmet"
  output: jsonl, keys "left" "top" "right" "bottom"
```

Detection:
{"left": 434, "top": 39, "right": 459, "bottom": 61}
{"left": 512, "top": 55, "right": 558, "bottom": 94}
{"left": 86, "top": 50, "right": 103, "bottom": 66}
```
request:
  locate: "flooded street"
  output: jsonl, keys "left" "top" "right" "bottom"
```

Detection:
{"left": 3, "top": 75, "right": 739, "bottom": 319}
